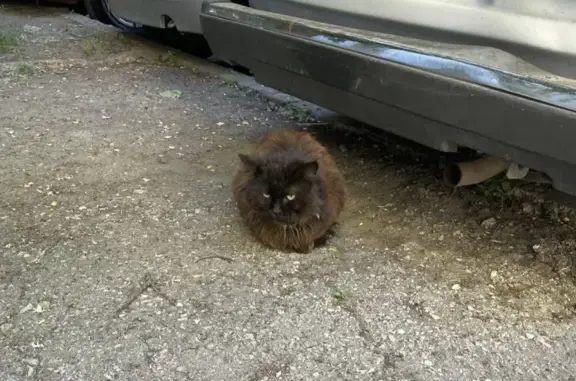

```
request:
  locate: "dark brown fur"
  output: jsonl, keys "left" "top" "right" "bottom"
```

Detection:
{"left": 233, "top": 128, "right": 345, "bottom": 253}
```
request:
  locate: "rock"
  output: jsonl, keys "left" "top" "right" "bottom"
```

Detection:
{"left": 19, "top": 303, "right": 33, "bottom": 314}
{"left": 532, "top": 243, "right": 554, "bottom": 265}
{"left": 481, "top": 217, "right": 497, "bottom": 229}
{"left": 23, "top": 358, "right": 39, "bottom": 366}
{"left": 0, "top": 323, "right": 13, "bottom": 333}
{"left": 522, "top": 202, "right": 534, "bottom": 214}
{"left": 34, "top": 301, "right": 50, "bottom": 313}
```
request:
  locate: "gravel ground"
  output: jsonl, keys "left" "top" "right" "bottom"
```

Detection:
{"left": 1, "top": 3, "right": 576, "bottom": 381}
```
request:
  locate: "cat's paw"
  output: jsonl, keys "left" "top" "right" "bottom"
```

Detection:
{"left": 295, "top": 242, "right": 314, "bottom": 254}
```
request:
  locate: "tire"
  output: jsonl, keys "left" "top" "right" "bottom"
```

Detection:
{"left": 84, "top": 0, "right": 145, "bottom": 33}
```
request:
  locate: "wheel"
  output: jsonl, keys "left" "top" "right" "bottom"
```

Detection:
{"left": 84, "top": 0, "right": 144, "bottom": 33}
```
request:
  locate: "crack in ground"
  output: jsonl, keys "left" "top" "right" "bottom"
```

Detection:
{"left": 113, "top": 272, "right": 176, "bottom": 317}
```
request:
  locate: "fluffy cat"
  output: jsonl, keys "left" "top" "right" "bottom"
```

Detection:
{"left": 233, "top": 128, "right": 346, "bottom": 253}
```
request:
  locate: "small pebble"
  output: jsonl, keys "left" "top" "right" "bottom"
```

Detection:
{"left": 0, "top": 323, "right": 13, "bottom": 333}
{"left": 20, "top": 304, "right": 33, "bottom": 314}
{"left": 481, "top": 217, "right": 497, "bottom": 229}
{"left": 23, "top": 358, "right": 39, "bottom": 366}
{"left": 522, "top": 202, "right": 534, "bottom": 214}
{"left": 34, "top": 301, "right": 50, "bottom": 313}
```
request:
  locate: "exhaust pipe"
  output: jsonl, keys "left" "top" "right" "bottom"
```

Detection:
{"left": 444, "top": 155, "right": 510, "bottom": 187}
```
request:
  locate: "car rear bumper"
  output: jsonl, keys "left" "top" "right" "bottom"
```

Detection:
{"left": 200, "top": 2, "right": 576, "bottom": 194}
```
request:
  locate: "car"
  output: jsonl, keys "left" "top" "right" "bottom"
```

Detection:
{"left": 49, "top": 0, "right": 144, "bottom": 32}
{"left": 50, "top": 0, "right": 212, "bottom": 55}
{"left": 83, "top": 0, "right": 144, "bottom": 32}
{"left": 108, "top": 0, "right": 576, "bottom": 196}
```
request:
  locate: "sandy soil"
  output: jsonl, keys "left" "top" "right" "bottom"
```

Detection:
{"left": 1, "top": 3, "right": 576, "bottom": 381}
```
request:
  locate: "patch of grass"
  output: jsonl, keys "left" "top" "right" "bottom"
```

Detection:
{"left": 115, "top": 32, "right": 128, "bottom": 43}
{"left": 81, "top": 38, "right": 99, "bottom": 56}
{"left": 156, "top": 51, "right": 178, "bottom": 66}
{"left": 248, "top": 360, "right": 292, "bottom": 381}
{"left": 16, "top": 63, "right": 34, "bottom": 77}
{"left": 331, "top": 288, "right": 352, "bottom": 302}
{"left": 476, "top": 177, "right": 516, "bottom": 206}
{"left": 220, "top": 79, "right": 238, "bottom": 91}
{"left": 280, "top": 104, "right": 314, "bottom": 122}
{"left": 0, "top": 30, "right": 18, "bottom": 53}
{"left": 279, "top": 285, "right": 296, "bottom": 297}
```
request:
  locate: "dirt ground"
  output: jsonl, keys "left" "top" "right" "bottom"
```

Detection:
{"left": 1, "top": 3, "right": 576, "bottom": 381}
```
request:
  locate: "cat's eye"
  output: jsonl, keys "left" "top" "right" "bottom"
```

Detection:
{"left": 286, "top": 194, "right": 296, "bottom": 201}
{"left": 263, "top": 193, "right": 270, "bottom": 198}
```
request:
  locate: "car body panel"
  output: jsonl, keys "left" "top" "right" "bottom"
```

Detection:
{"left": 248, "top": 0, "right": 576, "bottom": 79}
{"left": 200, "top": 2, "right": 576, "bottom": 194}
{"left": 99, "top": 0, "right": 576, "bottom": 194}
{"left": 108, "top": 0, "right": 206, "bottom": 33}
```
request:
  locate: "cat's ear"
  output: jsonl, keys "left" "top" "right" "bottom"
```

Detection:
{"left": 292, "top": 160, "right": 318, "bottom": 178}
{"left": 238, "top": 154, "right": 255, "bottom": 167}
{"left": 238, "top": 154, "right": 262, "bottom": 175}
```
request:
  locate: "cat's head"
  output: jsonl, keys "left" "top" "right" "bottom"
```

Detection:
{"left": 238, "top": 152, "right": 323, "bottom": 224}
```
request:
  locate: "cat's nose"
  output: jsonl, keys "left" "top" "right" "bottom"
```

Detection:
{"left": 272, "top": 203, "right": 282, "bottom": 214}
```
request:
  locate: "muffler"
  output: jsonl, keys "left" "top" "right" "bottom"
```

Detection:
{"left": 444, "top": 155, "right": 510, "bottom": 187}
